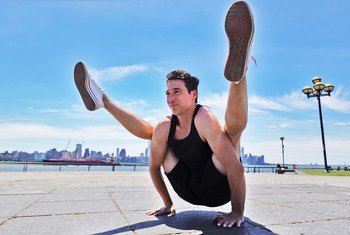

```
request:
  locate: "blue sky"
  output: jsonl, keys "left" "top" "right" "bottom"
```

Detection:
{"left": 1, "top": 0, "right": 349, "bottom": 165}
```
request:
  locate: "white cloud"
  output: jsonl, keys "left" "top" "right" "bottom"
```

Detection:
{"left": 275, "top": 85, "right": 350, "bottom": 114}
{"left": 280, "top": 123, "right": 293, "bottom": 128}
{"left": 280, "top": 91, "right": 315, "bottom": 110}
{"left": 0, "top": 122, "right": 149, "bottom": 155}
{"left": 116, "top": 99, "right": 150, "bottom": 111}
{"left": 34, "top": 104, "right": 106, "bottom": 121}
{"left": 38, "top": 108, "right": 60, "bottom": 113}
{"left": 0, "top": 122, "right": 118, "bottom": 140}
{"left": 322, "top": 86, "right": 350, "bottom": 114}
{"left": 249, "top": 95, "right": 291, "bottom": 111}
{"left": 89, "top": 65, "right": 149, "bottom": 83}
{"left": 334, "top": 122, "right": 350, "bottom": 126}
{"left": 201, "top": 92, "right": 228, "bottom": 110}
{"left": 200, "top": 92, "right": 271, "bottom": 122}
{"left": 267, "top": 123, "right": 293, "bottom": 130}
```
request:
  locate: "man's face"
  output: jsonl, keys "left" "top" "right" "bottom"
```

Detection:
{"left": 166, "top": 79, "right": 197, "bottom": 115}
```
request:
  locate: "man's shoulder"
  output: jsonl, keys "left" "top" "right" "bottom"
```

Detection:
{"left": 196, "top": 105, "right": 216, "bottom": 122}
{"left": 157, "top": 115, "right": 172, "bottom": 126}
{"left": 153, "top": 115, "right": 172, "bottom": 136}
{"left": 195, "top": 105, "right": 221, "bottom": 133}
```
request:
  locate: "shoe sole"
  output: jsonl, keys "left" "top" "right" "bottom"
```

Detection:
{"left": 224, "top": 1, "right": 254, "bottom": 82}
{"left": 74, "top": 62, "right": 97, "bottom": 111}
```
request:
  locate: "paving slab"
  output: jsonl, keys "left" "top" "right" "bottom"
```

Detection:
{"left": 17, "top": 200, "right": 116, "bottom": 217}
{"left": 0, "top": 212, "right": 132, "bottom": 235}
{"left": 268, "top": 218, "right": 350, "bottom": 235}
{"left": 0, "top": 171, "right": 349, "bottom": 234}
{"left": 39, "top": 191, "right": 110, "bottom": 202}
{"left": 0, "top": 194, "right": 45, "bottom": 205}
{"left": 0, "top": 187, "right": 53, "bottom": 195}
{"left": 244, "top": 199, "right": 328, "bottom": 226}
{"left": 247, "top": 189, "right": 350, "bottom": 204}
{"left": 53, "top": 187, "right": 107, "bottom": 194}
{"left": 285, "top": 201, "right": 350, "bottom": 218}
{"left": 0, "top": 203, "right": 31, "bottom": 218}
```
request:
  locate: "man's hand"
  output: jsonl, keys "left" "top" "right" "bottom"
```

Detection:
{"left": 146, "top": 204, "right": 176, "bottom": 216}
{"left": 212, "top": 211, "right": 244, "bottom": 227}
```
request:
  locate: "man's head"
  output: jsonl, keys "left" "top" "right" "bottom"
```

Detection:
{"left": 166, "top": 69, "right": 199, "bottom": 103}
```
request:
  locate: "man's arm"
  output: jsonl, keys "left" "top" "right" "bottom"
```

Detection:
{"left": 146, "top": 119, "right": 175, "bottom": 216}
{"left": 196, "top": 108, "right": 245, "bottom": 227}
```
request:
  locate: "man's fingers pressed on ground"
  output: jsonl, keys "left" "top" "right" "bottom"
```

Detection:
{"left": 145, "top": 210, "right": 158, "bottom": 216}
{"left": 236, "top": 218, "right": 243, "bottom": 227}
{"left": 228, "top": 220, "right": 236, "bottom": 228}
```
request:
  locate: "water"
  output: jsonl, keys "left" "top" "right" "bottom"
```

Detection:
{"left": 0, "top": 163, "right": 149, "bottom": 172}
{"left": 0, "top": 162, "right": 347, "bottom": 173}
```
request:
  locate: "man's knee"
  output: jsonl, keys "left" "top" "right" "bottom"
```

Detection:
{"left": 223, "top": 123, "right": 243, "bottom": 142}
{"left": 224, "top": 118, "right": 247, "bottom": 136}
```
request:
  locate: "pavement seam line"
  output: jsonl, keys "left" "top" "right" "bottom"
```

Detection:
{"left": 0, "top": 188, "right": 55, "bottom": 227}
{"left": 11, "top": 211, "right": 118, "bottom": 218}
{"left": 107, "top": 191, "right": 137, "bottom": 234}
{"left": 267, "top": 216, "right": 350, "bottom": 226}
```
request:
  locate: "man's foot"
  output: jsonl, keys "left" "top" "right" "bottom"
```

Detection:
{"left": 224, "top": 1, "right": 254, "bottom": 83}
{"left": 74, "top": 61, "right": 104, "bottom": 111}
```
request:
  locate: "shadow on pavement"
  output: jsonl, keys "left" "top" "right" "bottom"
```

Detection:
{"left": 94, "top": 210, "right": 274, "bottom": 235}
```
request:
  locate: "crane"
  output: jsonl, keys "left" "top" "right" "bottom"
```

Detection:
{"left": 65, "top": 139, "right": 71, "bottom": 151}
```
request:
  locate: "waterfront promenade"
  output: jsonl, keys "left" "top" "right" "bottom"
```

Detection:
{"left": 0, "top": 171, "right": 349, "bottom": 234}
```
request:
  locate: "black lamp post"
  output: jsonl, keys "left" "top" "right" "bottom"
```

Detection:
{"left": 280, "top": 136, "right": 285, "bottom": 167}
{"left": 302, "top": 76, "right": 334, "bottom": 173}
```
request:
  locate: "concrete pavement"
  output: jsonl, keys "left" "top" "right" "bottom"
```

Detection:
{"left": 0, "top": 171, "right": 349, "bottom": 234}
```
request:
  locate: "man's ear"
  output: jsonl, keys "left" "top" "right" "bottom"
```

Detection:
{"left": 192, "top": 90, "right": 198, "bottom": 100}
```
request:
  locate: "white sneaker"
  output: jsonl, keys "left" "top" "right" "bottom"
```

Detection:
{"left": 224, "top": 1, "right": 254, "bottom": 83}
{"left": 74, "top": 61, "right": 104, "bottom": 111}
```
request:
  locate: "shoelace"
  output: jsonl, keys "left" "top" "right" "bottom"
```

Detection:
{"left": 91, "top": 77, "right": 105, "bottom": 92}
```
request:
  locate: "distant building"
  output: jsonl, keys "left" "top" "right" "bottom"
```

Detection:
{"left": 33, "top": 151, "right": 46, "bottom": 161}
{"left": 1, "top": 144, "right": 151, "bottom": 164}
{"left": 241, "top": 153, "right": 265, "bottom": 165}
{"left": 18, "top": 151, "right": 32, "bottom": 161}
{"left": 90, "top": 151, "right": 103, "bottom": 160}
{"left": 240, "top": 147, "right": 265, "bottom": 165}
{"left": 75, "top": 144, "right": 82, "bottom": 158}
{"left": 119, "top": 149, "right": 126, "bottom": 158}
{"left": 0, "top": 151, "right": 18, "bottom": 161}
{"left": 46, "top": 148, "right": 61, "bottom": 160}
{"left": 240, "top": 147, "right": 245, "bottom": 158}
{"left": 61, "top": 150, "right": 71, "bottom": 160}
{"left": 84, "top": 148, "right": 90, "bottom": 158}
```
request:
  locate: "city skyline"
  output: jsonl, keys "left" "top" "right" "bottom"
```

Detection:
{"left": 0, "top": 145, "right": 269, "bottom": 167}
{"left": 1, "top": 1, "right": 349, "bottom": 165}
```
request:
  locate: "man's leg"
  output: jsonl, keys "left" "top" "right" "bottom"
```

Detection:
{"left": 74, "top": 61, "right": 153, "bottom": 140}
{"left": 224, "top": 77, "right": 248, "bottom": 158}
{"left": 223, "top": 1, "right": 253, "bottom": 156}
{"left": 212, "top": 78, "right": 247, "bottom": 173}
{"left": 103, "top": 94, "right": 154, "bottom": 140}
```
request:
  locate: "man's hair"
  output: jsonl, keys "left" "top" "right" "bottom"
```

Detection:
{"left": 166, "top": 69, "right": 200, "bottom": 103}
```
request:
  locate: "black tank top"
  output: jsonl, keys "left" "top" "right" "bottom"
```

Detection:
{"left": 167, "top": 104, "right": 213, "bottom": 172}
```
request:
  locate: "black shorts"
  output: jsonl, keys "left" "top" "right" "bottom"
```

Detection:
{"left": 165, "top": 159, "right": 231, "bottom": 207}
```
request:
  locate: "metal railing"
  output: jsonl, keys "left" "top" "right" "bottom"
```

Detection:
{"left": 0, "top": 162, "right": 282, "bottom": 173}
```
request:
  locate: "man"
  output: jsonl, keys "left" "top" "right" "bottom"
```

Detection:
{"left": 74, "top": 1, "right": 253, "bottom": 228}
